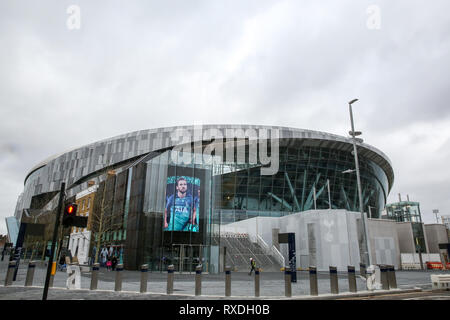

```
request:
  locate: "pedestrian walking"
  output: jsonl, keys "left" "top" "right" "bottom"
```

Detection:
{"left": 90, "top": 246, "right": 97, "bottom": 266}
{"left": 111, "top": 255, "right": 118, "bottom": 271}
{"left": 100, "top": 246, "right": 108, "bottom": 267}
{"left": 106, "top": 257, "right": 112, "bottom": 271}
{"left": 249, "top": 258, "right": 256, "bottom": 275}
{"left": 58, "top": 254, "right": 66, "bottom": 271}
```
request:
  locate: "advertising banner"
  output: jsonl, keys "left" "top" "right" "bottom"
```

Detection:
{"left": 164, "top": 175, "right": 201, "bottom": 232}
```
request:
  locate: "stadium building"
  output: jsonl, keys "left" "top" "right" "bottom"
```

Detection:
{"left": 12, "top": 125, "right": 394, "bottom": 272}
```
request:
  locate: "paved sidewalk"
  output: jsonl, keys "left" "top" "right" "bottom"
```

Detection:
{"left": 0, "top": 284, "right": 424, "bottom": 300}
{"left": 1, "top": 258, "right": 447, "bottom": 300}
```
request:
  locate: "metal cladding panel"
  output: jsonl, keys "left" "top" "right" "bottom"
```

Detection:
{"left": 124, "top": 162, "right": 147, "bottom": 269}
{"left": 20, "top": 125, "right": 394, "bottom": 216}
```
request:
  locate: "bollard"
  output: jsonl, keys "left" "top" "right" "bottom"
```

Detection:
{"left": 167, "top": 265, "right": 174, "bottom": 295}
{"left": 49, "top": 261, "right": 57, "bottom": 288}
{"left": 25, "top": 261, "right": 36, "bottom": 287}
{"left": 348, "top": 266, "right": 357, "bottom": 293}
{"left": 380, "top": 265, "right": 389, "bottom": 290}
{"left": 90, "top": 263, "right": 100, "bottom": 290}
{"left": 329, "top": 266, "right": 339, "bottom": 294}
{"left": 284, "top": 267, "right": 292, "bottom": 298}
{"left": 309, "top": 266, "right": 318, "bottom": 296}
{"left": 4, "top": 261, "right": 16, "bottom": 286}
{"left": 360, "top": 263, "right": 367, "bottom": 278}
{"left": 195, "top": 265, "right": 202, "bottom": 296}
{"left": 49, "top": 275, "right": 54, "bottom": 288}
{"left": 114, "top": 264, "right": 123, "bottom": 292}
{"left": 254, "top": 268, "right": 260, "bottom": 297}
{"left": 140, "top": 264, "right": 148, "bottom": 293}
{"left": 387, "top": 265, "right": 397, "bottom": 289}
{"left": 225, "top": 266, "right": 231, "bottom": 297}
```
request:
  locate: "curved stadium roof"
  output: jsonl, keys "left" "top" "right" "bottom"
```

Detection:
{"left": 24, "top": 124, "right": 394, "bottom": 192}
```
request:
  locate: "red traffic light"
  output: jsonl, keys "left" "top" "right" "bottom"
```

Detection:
{"left": 63, "top": 203, "right": 78, "bottom": 227}
{"left": 64, "top": 203, "right": 77, "bottom": 216}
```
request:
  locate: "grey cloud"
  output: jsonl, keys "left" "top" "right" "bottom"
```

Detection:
{"left": 1, "top": 0, "right": 450, "bottom": 232}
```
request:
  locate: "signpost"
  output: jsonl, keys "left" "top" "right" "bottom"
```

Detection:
{"left": 42, "top": 182, "right": 65, "bottom": 300}
{"left": 279, "top": 232, "right": 296, "bottom": 282}
{"left": 12, "top": 223, "right": 27, "bottom": 281}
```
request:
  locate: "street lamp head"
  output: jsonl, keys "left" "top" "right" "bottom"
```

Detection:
{"left": 349, "top": 98, "right": 358, "bottom": 105}
{"left": 349, "top": 130, "right": 362, "bottom": 136}
{"left": 342, "top": 169, "right": 356, "bottom": 174}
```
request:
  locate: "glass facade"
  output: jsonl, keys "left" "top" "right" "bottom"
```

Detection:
{"left": 385, "top": 201, "right": 426, "bottom": 253}
{"left": 120, "top": 142, "right": 389, "bottom": 271}
{"left": 385, "top": 202, "right": 422, "bottom": 223}
{"left": 16, "top": 126, "right": 393, "bottom": 272}
{"left": 137, "top": 150, "right": 217, "bottom": 272}
{"left": 215, "top": 145, "right": 388, "bottom": 222}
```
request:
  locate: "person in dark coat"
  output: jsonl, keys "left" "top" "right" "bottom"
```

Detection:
{"left": 58, "top": 254, "right": 66, "bottom": 271}
{"left": 111, "top": 255, "right": 118, "bottom": 271}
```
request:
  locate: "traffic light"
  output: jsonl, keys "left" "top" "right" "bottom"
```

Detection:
{"left": 62, "top": 203, "right": 78, "bottom": 227}
{"left": 62, "top": 203, "right": 88, "bottom": 228}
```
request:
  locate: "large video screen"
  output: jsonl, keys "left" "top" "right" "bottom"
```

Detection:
{"left": 164, "top": 175, "right": 201, "bottom": 232}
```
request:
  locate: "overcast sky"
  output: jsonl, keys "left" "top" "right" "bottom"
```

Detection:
{"left": 1, "top": 1, "right": 450, "bottom": 235}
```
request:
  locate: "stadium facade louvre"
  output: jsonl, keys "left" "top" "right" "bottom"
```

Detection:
{"left": 15, "top": 125, "right": 394, "bottom": 271}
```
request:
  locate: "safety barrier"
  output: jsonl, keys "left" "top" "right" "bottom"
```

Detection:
{"left": 2, "top": 262, "right": 404, "bottom": 298}
{"left": 225, "top": 266, "right": 231, "bottom": 297}
{"left": 195, "top": 265, "right": 202, "bottom": 296}
{"left": 25, "top": 261, "right": 36, "bottom": 287}
{"left": 114, "top": 264, "right": 123, "bottom": 292}
{"left": 348, "top": 266, "right": 357, "bottom": 293}
{"left": 329, "top": 266, "right": 338, "bottom": 294}
{"left": 140, "top": 264, "right": 148, "bottom": 293}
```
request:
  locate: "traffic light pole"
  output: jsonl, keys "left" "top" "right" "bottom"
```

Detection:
{"left": 42, "top": 182, "right": 65, "bottom": 300}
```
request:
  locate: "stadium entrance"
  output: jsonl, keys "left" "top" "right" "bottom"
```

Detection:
{"left": 161, "top": 244, "right": 205, "bottom": 273}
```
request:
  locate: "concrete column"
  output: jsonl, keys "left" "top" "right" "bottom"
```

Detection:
{"left": 329, "top": 266, "right": 339, "bottom": 294}
{"left": 380, "top": 265, "right": 389, "bottom": 290}
{"left": 254, "top": 268, "right": 260, "bottom": 297}
{"left": 225, "top": 266, "right": 231, "bottom": 297}
{"left": 387, "top": 265, "right": 397, "bottom": 289}
{"left": 167, "top": 264, "right": 174, "bottom": 295}
{"left": 4, "top": 261, "right": 16, "bottom": 286}
{"left": 140, "top": 264, "right": 148, "bottom": 293}
{"left": 309, "top": 266, "right": 318, "bottom": 296}
{"left": 195, "top": 265, "right": 202, "bottom": 296}
{"left": 348, "top": 266, "right": 357, "bottom": 293}
{"left": 25, "top": 261, "right": 36, "bottom": 287}
{"left": 90, "top": 263, "right": 99, "bottom": 290}
{"left": 284, "top": 267, "right": 292, "bottom": 297}
{"left": 114, "top": 264, "right": 123, "bottom": 292}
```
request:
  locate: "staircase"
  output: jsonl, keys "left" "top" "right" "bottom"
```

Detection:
{"left": 212, "top": 233, "right": 282, "bottom": 272}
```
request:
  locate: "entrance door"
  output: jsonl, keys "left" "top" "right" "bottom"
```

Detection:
{"left": 170, "top": 244, "right": 204, "bottom": 273}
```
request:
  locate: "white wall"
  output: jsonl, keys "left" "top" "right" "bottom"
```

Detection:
{"left": 395, "top": 222, "right": 416, "bottom": 253}
{"left": 367, "top": 218, "right": 400, "bottom": 269}
{"left": 221, "top": 209, "right": 365, "bottom": 271}
{"left": 424, "top": 224, "right": 448, "bottom": 253}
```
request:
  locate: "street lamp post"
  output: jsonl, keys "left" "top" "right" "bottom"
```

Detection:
{"left": 348, "top": 99, "right": 371, "bottom": 266}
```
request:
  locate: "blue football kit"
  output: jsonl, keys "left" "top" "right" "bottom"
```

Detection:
{"left": 165, "top": 193, "right": 196, "bottom": 231}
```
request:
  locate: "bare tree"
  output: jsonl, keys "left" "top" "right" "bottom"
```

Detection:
{"left": 90, "top": 170, "right": 124, "bottom": 264}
